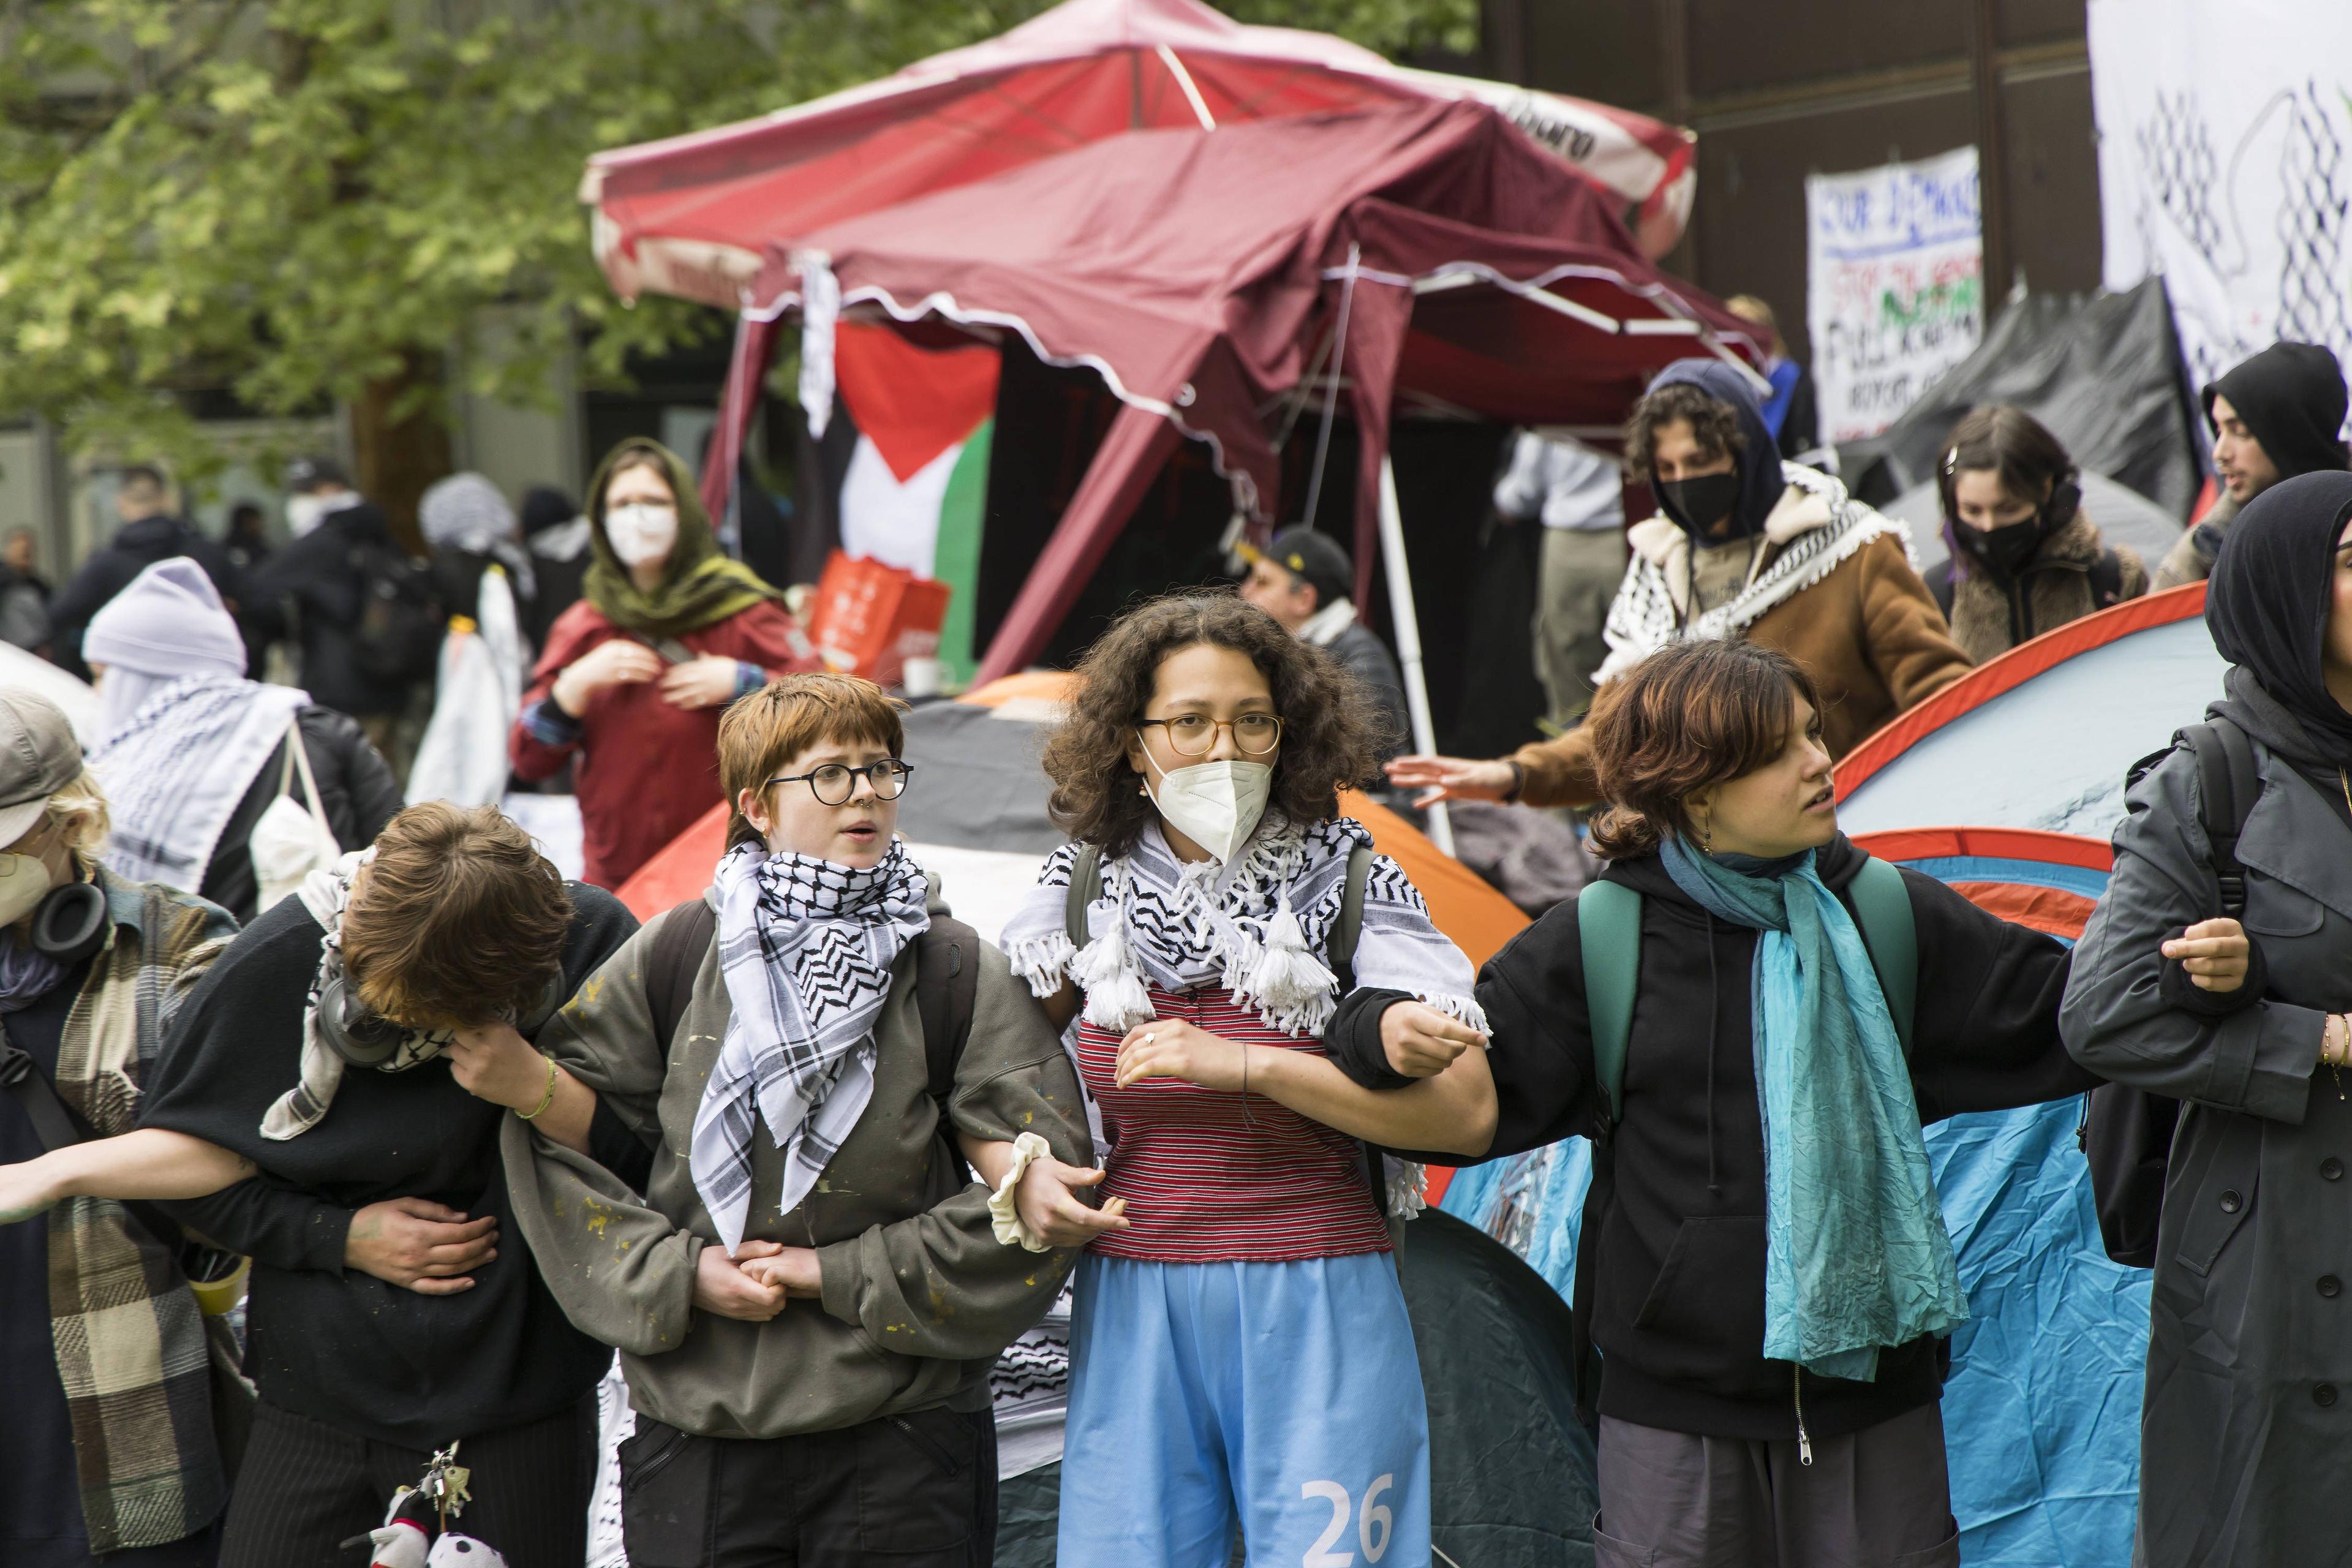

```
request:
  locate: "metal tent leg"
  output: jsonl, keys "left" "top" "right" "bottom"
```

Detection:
{"left": 1378, "top": 456, "right": 1454, "bottom": 857}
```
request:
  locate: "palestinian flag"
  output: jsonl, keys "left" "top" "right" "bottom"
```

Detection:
{"left": 832, "top": 320, "right": 1000, "bottom": 685}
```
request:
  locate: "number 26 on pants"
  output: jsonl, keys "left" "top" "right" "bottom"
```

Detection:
{"left": 1300, "top": 1472, "right": 1395, "bottom": 1567}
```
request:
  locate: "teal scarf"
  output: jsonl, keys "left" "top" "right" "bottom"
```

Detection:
{"left": 1659, "top": 836, "right": 1968, "bottom": 1380}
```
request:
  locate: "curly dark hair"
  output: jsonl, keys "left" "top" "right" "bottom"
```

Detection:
{"left": 1585, "top": 639, "right": 1821, "bottom": 860}
{"left": 1042, "top": 593, "right": 1388, "bottom": 857}
{"left": 1624, "top": 381, "right": 1745, "bottom": 482}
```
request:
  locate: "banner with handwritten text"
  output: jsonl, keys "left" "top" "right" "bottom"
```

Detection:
{"left": 1806, "top": 146, "right": 1985, "bottom": 442}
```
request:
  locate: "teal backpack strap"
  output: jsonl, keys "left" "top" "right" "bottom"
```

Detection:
{"left": 1066, "top": 843, "right": 1102, "bottom": 948}
{"left": 1846, "top": 856, "right": 1918, "bottom": 1054}
{"left": 1576, "top": 880, "right": 1644, "bottom": 1125}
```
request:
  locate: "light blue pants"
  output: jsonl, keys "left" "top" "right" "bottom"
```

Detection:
{"left": 1057, "top": 1251, "right": 1432, "bottom": 1568}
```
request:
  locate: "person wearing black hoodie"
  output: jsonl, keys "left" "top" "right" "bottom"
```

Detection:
{"left": 2063, "top": 470, "right": 2352, "bottom": 1565}
{"left": 242, "top": 459, "right": 440, "bottom": 736}
{"left": 1328, "top": 639, "right": 2090, "bottom": 1563}
{"left": 48, "top": 465, "right": 246, "bottom": 680}
{"left": 2155, "top": 341, "right": 2351, "bottom": 589}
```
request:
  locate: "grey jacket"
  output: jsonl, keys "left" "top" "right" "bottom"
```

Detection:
{"left": 502, "top": 895, "right": 1092, "bottom": 1440}
{"left": 2062, "top": 736, "right": 2349, "bottom": 1566}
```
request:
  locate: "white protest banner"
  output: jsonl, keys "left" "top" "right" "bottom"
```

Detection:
{"left": 2090, "top": 0, "right": 2352, "bottom": 394}
{"left": 1806, "top": 146, "right": 1985, "bottom": 442}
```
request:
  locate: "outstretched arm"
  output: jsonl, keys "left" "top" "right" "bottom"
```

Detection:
{"left": 1114, "top": 1019, "right": 1496, "bottom": 1156}
{"left": 0, "top": 1128, "right": 254, "bottom": 1223}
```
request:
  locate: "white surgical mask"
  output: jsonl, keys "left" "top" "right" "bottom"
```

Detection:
{"left": 1141, "top": 756, "right": 1274, "bottom": 864}
{"left": 0, "top": 848, "right": 55, "bottom": 927}
{"left": 605, "top": 503, "right": 678, "bottom": 568}
{"left": 285, "top": 494, "right": 328, "bottom": 537}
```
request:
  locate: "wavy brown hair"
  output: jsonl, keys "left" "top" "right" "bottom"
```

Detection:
{"left": 1624, "top": 380, "right": 1745, "bottom": 483}
{"left": 1586, "top": 639, "right": 1821, "bottom": 859}
{"left": 344, "top": 803, "right": 574, "bottom": 1029}
{"left": 1042, "top": 593, "right": 1387, "bottom": 857}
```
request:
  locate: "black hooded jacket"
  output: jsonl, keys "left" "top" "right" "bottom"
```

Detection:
{"left": 243, "top": 501, "right": 418, "bottom": 718}
{"left": 2206, "top": 342, "right": 2351, "bottom": 483}
{"left": 1327, "top": 834, "right": 2090, "bottom": 1439}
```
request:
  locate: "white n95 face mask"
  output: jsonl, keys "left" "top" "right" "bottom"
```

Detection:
{"left": 605, "top": 503, "right": 679, "bottom": 568}
{"left": 1142, "top": 757, "right": 1274, "bottom": 864}
{"left": 0, "top": 849, "right": 54, "bottom": 928}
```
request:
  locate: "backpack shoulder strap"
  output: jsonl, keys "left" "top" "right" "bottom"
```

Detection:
{"left": 2180, "top": 718, "right": 2261, "bottom": 918}
{"left": 647, "top": 897, "right": 718, "bottom": 1052}
{"left": 914, "top": 917, "right": 982, "bottom": 1183}
{"left": 914, "top": 917, "right": 981, "bottom": 1104}
{"left": 1846, "top": 856, "right": 1919, "bottom": 1054}
{"left": 1066, "top": 844, "right": 1102, "bottom": 949}
{"left": 1328, "top": 843, "right": 1375, "bottom": 993}
{"left": 1576, "top": 880, "right": 1643, "bottom": 1125}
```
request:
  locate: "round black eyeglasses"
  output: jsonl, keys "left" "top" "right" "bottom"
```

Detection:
{"left": 769, "top": 759, "right": 914, "bottom": 806}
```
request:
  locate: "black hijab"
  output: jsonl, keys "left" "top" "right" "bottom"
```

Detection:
{"left": 2207, "top": 469, "right": 2352, "bottom": 767}
{"left": 2204, "top": 342, "right": 2351, "bottom": 481}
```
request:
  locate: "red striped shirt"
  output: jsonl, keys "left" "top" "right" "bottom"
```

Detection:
{"left": 1072, "top": 985, "right": 1392, "bottom": 1264}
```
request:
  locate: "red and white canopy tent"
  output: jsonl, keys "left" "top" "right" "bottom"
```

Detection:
{"left": 582, "top": 10, "right": 1754, "bottom": 852}
{"left": 582, "top": 0, "right": 1697, "bottom": 314}
{"left": 741, "top": 100, "right": 1759, "bottom": 696}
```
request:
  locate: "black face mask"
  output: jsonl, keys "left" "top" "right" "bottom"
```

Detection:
{"left": 1656, "top": 472, "right": 1746, "bottom": 541}
{"left": 1952, "top": 516, "right": 2048, "bottom": 580}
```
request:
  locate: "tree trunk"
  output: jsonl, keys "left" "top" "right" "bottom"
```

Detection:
{"left": 350, "top": 347, "right": 450, "bottom": 557}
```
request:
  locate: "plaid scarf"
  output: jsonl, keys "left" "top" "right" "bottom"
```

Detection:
{"left": 45, "top": 870, "right": 239, "bottom": 1552}
{"left": 688, "top": 839, "right": 931, "bottom": 1253}
{"left": 260, "top": 851, "right": 453, "bottom": 1140}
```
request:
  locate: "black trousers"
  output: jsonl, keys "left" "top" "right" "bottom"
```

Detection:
{"left": 620, "top": 1404, "right": 998, "bottom": 1568}
{"left": 219, "top": 1397, "right": 596, "bottom": 1568}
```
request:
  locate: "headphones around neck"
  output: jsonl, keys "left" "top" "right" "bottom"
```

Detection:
{"left": 31, "top": 882, "right": 108, "bottom": 964}
{"left": 318, "top": 968, "right": 568, "bottom": 1068}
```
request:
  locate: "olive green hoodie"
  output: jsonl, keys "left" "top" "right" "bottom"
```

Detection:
{"left": 502, "top": 891, "right": 1091, "bottom": 1438}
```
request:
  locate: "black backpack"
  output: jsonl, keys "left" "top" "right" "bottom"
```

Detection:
{"left": 644, "top": 897, "right": 981, "bottom": 1179}
{"left": 347, "top": 538, "right": 446, "bottom": 685}
{"left": 2079, "top": 717, "right": 2259, "bottom": 1268}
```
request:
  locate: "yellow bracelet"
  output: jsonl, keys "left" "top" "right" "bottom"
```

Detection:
{"left": 517, "top": 1054, "right": 558, "bottom": 1120}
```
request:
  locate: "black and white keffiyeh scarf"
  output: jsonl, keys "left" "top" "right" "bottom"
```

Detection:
{"left": 1001, "top": 816, "right": 1485, "bottom": 1219}
{"left": 1001, "top": 815, "right": 1486, "bottom": 1039}
{"left": 92, "top": 673, "right": 308, "bottom": 892}
{"left": 689, "top": 839, "right": 932, "bottom": 1252}
{"left": 262, "top": 850, "right": 454, "bottom": 1140}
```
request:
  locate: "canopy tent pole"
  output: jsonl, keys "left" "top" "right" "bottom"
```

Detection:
{"left": 699, "top": 312, "right": 781, "bottom": 524}
{"left": 974, "top": 402, "right": 1186, "bottom": 683}
{"left": 1378, "top": 454, "right": 1453, "bottom": 857}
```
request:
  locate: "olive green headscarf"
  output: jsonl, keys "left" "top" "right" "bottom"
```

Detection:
{"left": 582, "top": 437, "right": 782, "bottom": 637}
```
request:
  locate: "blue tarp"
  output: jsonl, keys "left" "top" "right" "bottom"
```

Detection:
{"left": 1444, "top": 913, "right": 2150, "bottom": 1565}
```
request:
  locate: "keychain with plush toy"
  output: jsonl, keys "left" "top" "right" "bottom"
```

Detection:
{"left": 350, "top": 1443, "right": 510, "bottom": 1568}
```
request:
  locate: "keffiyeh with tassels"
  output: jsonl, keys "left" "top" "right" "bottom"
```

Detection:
{"left": 262, "top": 850, "right": 454, "bottom": 1140}
{"left": 1000, "top": 816, "right": 1485, "bottom": 1215}
{"left": 688, "top": 839, "right": 930, "bottom": 1253}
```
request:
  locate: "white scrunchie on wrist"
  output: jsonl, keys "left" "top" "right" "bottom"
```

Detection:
{"left": 987, "top": 1131, "right": 1055, "bottom": 1252}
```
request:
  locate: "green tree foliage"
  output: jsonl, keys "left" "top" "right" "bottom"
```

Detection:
{"left": 0, "top": 0, "right": 1476, "bottom": 497}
